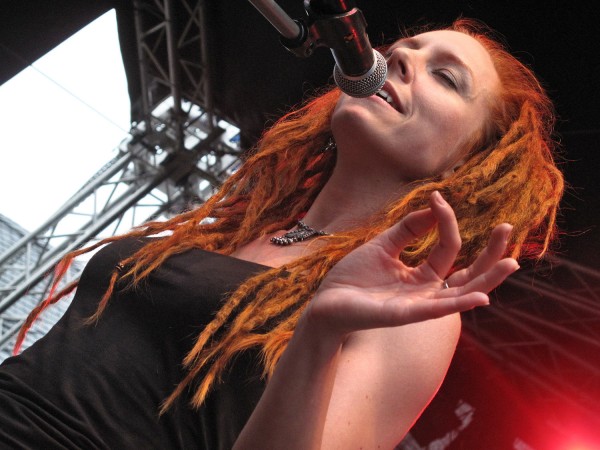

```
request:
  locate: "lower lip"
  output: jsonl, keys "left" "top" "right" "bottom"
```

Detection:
{"left": 368, "top": 95, "right": 399, "bottom": 113}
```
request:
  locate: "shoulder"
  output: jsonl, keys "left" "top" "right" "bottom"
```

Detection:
{"left": 76, "top": 237, "right": 157, "bottom": 290}
{"left": 322, "top": 313, "right": 461, "bottom": 448}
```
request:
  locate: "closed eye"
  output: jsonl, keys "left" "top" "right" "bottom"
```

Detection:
{"left": 434, "top": 69, "right": 459, "bottom": 90}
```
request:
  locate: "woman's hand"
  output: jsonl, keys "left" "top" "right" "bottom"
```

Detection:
{"left": 306, "top": 191, "right": 518, "bottom": 337}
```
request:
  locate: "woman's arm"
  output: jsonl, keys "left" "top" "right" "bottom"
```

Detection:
{"left": 233, "top": 192, "right": 517, "bottom": 449}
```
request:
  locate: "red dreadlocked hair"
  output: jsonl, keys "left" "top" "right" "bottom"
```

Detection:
{"left": 16, "top": 18, "right": 564, "bottom": 413}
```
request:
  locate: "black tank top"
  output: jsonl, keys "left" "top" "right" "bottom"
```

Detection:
{"left": 0, "top": 237, "right": 271, "bottom": 449}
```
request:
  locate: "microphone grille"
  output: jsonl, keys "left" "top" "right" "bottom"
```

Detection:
{"left": 333, "top": 50, "right": 387, "bottom": 98}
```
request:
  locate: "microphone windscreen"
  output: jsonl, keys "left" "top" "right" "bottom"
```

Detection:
{"left": 333, "top": 50, "right": 387, "bottom": 98}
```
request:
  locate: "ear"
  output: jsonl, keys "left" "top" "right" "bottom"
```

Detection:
{"left": 440, "top": 158, "right": 466, "bottom": 180}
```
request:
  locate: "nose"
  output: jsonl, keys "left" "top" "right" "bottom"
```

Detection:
{"left": 387, "top": 47, "right": 414, "bottom": 84}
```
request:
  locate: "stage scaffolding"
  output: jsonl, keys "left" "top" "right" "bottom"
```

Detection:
{"left": 0, "top": 0, "right": 243, "bottom": 355}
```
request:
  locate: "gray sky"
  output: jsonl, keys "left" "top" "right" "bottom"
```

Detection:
{"left": 0, "top": 10, "right": 130, "bottom": 231}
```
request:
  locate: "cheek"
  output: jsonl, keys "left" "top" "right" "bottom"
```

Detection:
{"left": 435, "top": 105, "right": 482, "bottom": 154}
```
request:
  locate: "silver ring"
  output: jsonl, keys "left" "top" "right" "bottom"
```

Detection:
{"left": 442, "top": 280, "right": 450, "bottom": 289}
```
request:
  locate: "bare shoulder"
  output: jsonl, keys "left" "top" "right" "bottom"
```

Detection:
{"left": 322, "top": 313, "right": 462, "bottom": 449}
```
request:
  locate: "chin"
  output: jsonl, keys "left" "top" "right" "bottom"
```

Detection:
{"left": 332, "top": 103, "right": 379, "bottom": 141}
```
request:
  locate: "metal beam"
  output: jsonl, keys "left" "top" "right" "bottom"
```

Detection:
{"left": 0, "top": 98, "right": 242, "bottom": 351}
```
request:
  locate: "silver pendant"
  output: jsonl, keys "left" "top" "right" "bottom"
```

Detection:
{"left": 270, "top": 221, "right": 329, "bottom": 246}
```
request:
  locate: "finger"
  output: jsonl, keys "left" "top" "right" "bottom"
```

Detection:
{"left": 379, "top": 292, "right": 490, "bottom": 326}
{"left": 446, "top": 223, "right": 513, "bottom": 287}
{"left": 418, "top": 191, "right": 461, "bottom": 279}
{"left": 440, "top": 258, "right": 519, "bottom": 297}
{"left": 377, "top": 208, "right": 436, "bottom": 257}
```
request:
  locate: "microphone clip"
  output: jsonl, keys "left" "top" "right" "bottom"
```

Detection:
{"left": 281, "top": 5, "right": 371, "bottom": 76}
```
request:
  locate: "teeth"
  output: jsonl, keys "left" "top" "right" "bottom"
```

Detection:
{"left": 375, "top": 89, "right": 398, "bottom": 110}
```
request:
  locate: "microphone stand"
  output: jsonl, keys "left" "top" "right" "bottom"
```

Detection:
{"left": 247, "top": 0, "right": 386, "bottom": 97}
{"left": 247, "top": 0, "right": 368, "bottom": 63}
{"left": 247, "top": 0, "right": 301, "bottom": 40}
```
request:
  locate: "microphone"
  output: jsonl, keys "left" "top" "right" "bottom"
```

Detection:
{"left": 305, "top": 0, "right": 387, "bottom": 98}
{"left": 333, "top": 50, "right": 387, "bottom": 98}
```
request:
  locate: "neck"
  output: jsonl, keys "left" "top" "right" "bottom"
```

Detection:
{"left": 301, "top": 162, "right": 414, "bottom": 233}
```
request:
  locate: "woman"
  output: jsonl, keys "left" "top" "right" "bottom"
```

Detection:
{"left": 0, "top": 19, "right": 563, "bottom": 449}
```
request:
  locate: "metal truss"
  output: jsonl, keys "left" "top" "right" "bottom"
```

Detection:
{"left": 0, "top": 0, "right": 242, "bottom": 352}
{"left": 133, "top": 0, "right": 214, "bottom": 146}
{"left": 0, "top": 97, "right": 243, "bottom": 350}
{"left": 462, "top": 255, "right": 600, "bottom": 436}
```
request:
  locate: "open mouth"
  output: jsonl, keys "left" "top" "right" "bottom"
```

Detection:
{"left": 374, "top": 88, "right": 401, "bottom": 113}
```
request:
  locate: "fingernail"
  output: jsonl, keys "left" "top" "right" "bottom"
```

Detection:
{"left": 476, "top": 298, "right": 491, "bottom": 307}
{"left": 433, "top": 190, "right": 446, "bottom": 206}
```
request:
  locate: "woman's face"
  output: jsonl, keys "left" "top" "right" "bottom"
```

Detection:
{"left": 331, "top": 30, "right": 500, "bottom": 182}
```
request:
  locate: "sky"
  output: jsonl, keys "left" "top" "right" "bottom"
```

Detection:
{"left": 0, "top": 10, "right": 131, "bottom": 232}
